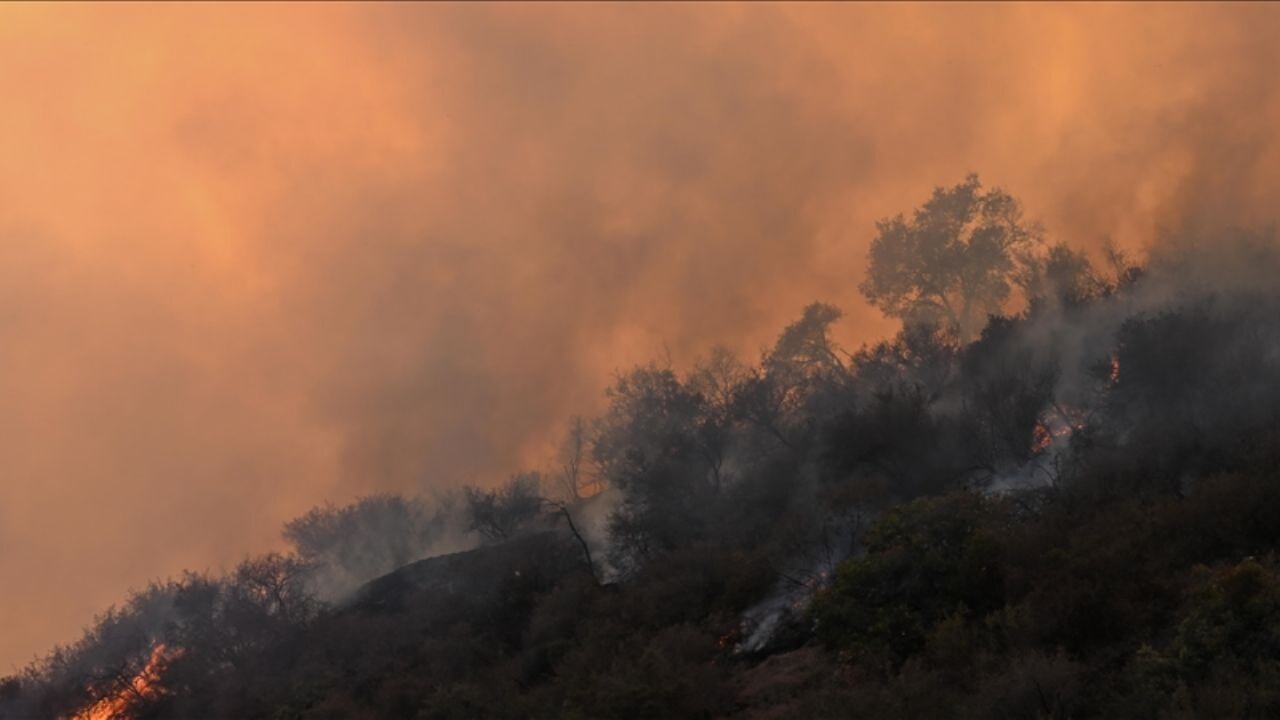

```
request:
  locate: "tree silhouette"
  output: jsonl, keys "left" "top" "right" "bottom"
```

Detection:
{"left": 860, "top": 174, "right": 1043, "bottom": 342}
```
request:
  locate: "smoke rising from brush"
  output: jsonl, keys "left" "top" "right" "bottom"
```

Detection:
{"left": 3, "top": 3, "right": 1280, "bottom": 668}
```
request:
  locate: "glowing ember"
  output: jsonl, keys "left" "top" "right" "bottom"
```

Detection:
{"left": 71, "top": 644, "right": 182, "bottom": 720}
{"left": 1109, "top": 354, "right": 1121, "bottom": 385}
{"left": 1032, "top": 405, "right": 1088, "bottom": 454}
{"left": 1031, "top": 424, "right": 1055, "bottom": 454}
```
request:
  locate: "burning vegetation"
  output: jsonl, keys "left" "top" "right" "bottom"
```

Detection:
{"left": 7, "top": 177, "right": 1280, "bottom": 719}
{"left": 70, "top": 645, "right": 182, "bottom": 720}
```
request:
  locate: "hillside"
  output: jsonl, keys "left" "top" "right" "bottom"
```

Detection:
{"left": 7, "top": 182, "right": 1280, "bottom": 719}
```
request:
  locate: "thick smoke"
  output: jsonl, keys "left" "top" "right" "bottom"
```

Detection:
{"left": 3, "top": 3, "right": 1280, "bottom": 669}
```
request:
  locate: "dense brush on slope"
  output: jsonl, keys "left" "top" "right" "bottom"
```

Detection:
{"left": 7, "top": 181, "right": 1280, "bottom": 719}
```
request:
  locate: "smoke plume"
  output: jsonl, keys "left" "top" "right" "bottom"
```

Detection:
{"left": 3, "top": 3, "right": 1280, "bottom": 668}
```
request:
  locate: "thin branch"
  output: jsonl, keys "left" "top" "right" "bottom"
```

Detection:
{"left": 544, "top": 500, "right": 600, "bottom": 585}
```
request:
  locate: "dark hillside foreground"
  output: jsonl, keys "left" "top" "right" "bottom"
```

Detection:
{"left": 9, "top": 178, "right": 1280, "bottom": 719}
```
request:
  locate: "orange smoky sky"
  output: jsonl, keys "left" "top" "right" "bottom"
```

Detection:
{"left": 3, "top": 2, "right": 1280, "bottom": 669}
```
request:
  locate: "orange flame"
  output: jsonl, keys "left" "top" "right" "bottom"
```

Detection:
{"left": 1031, "top": 424, "right": 1056, "bottom": 454}
{"left": 71, "top": 644, "right": 183, "bottom": 720}
{"left": 1032, "top": 405, "right": 1088, "bottom": 454}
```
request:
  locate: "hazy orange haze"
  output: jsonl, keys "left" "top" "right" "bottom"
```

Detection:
{"left": 3, "top": 2, "right": 1280, "bottom": 669}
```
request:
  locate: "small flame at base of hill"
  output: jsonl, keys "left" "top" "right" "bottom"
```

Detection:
{"left": 70, "top": 644, "right": 183, "bottom": 720}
